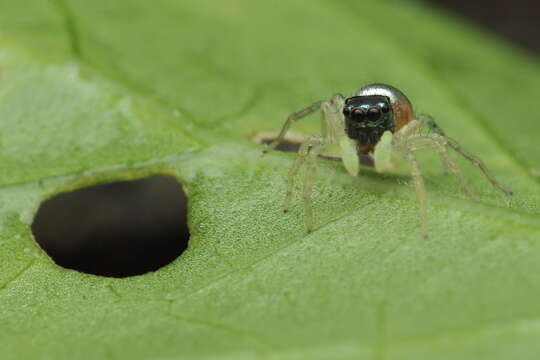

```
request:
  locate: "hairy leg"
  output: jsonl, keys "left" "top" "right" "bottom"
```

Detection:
{"left": 283, "top": 136, "right": 324, "bottom": 217}
{"left": 283, "top": 139, "right": 310, "bottom": 213}
{"left": 445, "top": 137, "right": 513, "bottom": 196}
{"left": 274, "top": 95, "right": 346, "bottom": 232}
{"left": 405, "top": 150, "right": 429, "bottom": 238}
{"left": 418, "top": 117, "right": 512, "bottom": 196}
{"left": 407, "top": 134, "right": 476, "bottom": 200}
{"left": 263, "top": 100, "right": 323, "bottom": 154}
{"left": 434, "top": 138, "right": 477, "bottom": 199}
{"left": 303, "top": 137, "right": 325, "bottom": 232}
{"left": 417, "top": 113, "right": 446, "bottom": 137}
{"left": 321, "top": 94, "right": 346, "bottom": 143}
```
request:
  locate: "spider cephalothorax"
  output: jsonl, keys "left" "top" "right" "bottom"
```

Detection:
{"left": 343, "top": 95, "right": 394, "bottom": 152}
{"left": 263, "top": 83, "right": 512, "bottom": 237}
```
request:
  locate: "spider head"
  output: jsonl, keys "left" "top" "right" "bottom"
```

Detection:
{"left": 342, "top": 95, "right": 394, "bottom": 144}
{"left": 343, "top": 95, "right": 392, "bottom": 127}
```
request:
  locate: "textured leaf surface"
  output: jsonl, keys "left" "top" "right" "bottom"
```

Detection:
{"left": 0, "top": 0, "right": 540, "bottom": 359}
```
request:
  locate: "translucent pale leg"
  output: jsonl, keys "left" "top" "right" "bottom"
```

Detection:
{"left": 323, "top": 94, "right": 361, "bottom": 176}
{"left": 405, "top": 150, "right": 429, "bottom": 238}
{"left": 268, "top": 94, "right": 348, "bottom": 232}
{"left": 339, "top": 135, "right": 360, "bottom": 176}
{"left": 431, "top": 137, "right": 477, "bottom": 200}
{"left": 263, "top": 100, "right": 323, "bottom": 154}
{"left": 283, "top": 140, "right": 310, "bottom": 213}
{"left": 283, "top": 135, "right": 325, "bottom": 230}
{"left": 373, "top": 131, "right": 393, "bottom": 173}
{"left": 321, "top": 94, "right": 346, "bottom": 143}
{"left": 418, "top": 113, "right": 445, "bottom": 136}
{"left": 407, "top": 134, "right": 476, "bottom": 200}
{"left": 419, "top": 115, "right": 512, "bottom": 197}
{"left": 445, "top": 137, "right": 513, "bottom": 196}
{"left": 264, "top": 94, "right": 346, "bottom": 155}
{"left": 265, "top": 94, "right": 348, "bottom": 233}
{"left": 303, "top": 137, "right": 324, "bottom": 232}
{"left": 399, "top": 114, "right": 512, "bottom": 237}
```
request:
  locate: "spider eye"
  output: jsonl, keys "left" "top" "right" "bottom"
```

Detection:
{"left": 352, "top": 108, "right": 365, "bottom": 121}
{"left": 380, "top": 102, "right": 390, "bottom": 113}
{"left": 367, "top": 107, "right": 381, "bottom": 121}
{"left": 343, "top": 106, "right": 352, "bottom": 116}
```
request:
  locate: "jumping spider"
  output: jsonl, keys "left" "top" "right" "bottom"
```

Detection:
{"left": 263, "top": 83, "right": 512, "bottom": 237}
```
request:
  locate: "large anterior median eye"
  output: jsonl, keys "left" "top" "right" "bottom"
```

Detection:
{"left": 367, "top": 107, "right": 380, "bottom": 121}
{"left": 352, "top": 108, "right": 365, "bottom": 121}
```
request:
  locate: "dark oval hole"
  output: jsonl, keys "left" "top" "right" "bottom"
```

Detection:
{"left": 31, "top": 175, "right": 189, "bottom": 278}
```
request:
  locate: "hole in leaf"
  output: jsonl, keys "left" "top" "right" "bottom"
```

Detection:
{"left": 31, "top": 175, "right": 189, "bottom": 278}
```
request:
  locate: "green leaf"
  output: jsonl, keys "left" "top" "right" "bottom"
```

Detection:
{"left": 1, "top": 0, "right": 539, "bottom": 359}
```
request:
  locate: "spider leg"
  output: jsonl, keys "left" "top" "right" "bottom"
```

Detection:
{"left": 276, "top": 94, "right": 346, "bottom": 232}
{"left": 410, "top": 134, "right": 477, "bottom": 200}
{"left": 417, "top": 113, "right": 446, "bottom": 136}
{"left": 415, "top": 114, "right": 450, "bottom": 175}
{"left": 404, "top": 132, "right": 477, "bottom": 200}
{"left": 404, "top": 150, "right": 429, "bottom": 239}
{"left": 419, "top": 116, "right": 512, "bottom": 196}
{"left": 303, "top": 136, "right": 325, "bottom": 232}
{"left": 263, "top": 100, "right": 323, "bottom": 154}
{"left": 445, "top": 137, "right": 513, "bottom": 196}
{"left": 283, "top": 135, "right": 325, "bottom": 233}
{"left": 373, "top": 131, "right": 393, "bottom": 173}
{"left": 283, "top": 138, "right": 310, "bottom": 213}
{"left": 321, "top": 94, "right": 346, "bottom": 143}
{"left": 434, "top": 139, "right": 477, "bottom": 200}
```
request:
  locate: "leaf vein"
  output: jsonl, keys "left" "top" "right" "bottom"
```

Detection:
{"left": 0, "top": 259, "right": 36, "bottom": 294}
{"left": 49, "top": 0, "right": 82, "bottom": 59}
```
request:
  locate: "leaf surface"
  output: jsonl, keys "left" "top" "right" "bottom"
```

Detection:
{"left": 0, "top": 1, "right": 539, "bottom": 359}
